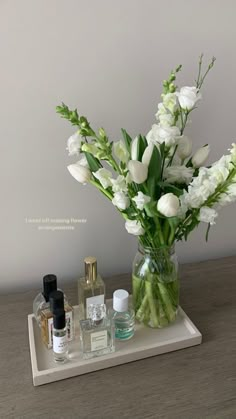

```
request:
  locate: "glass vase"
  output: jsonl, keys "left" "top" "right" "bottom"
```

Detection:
{"left": 132, "top": 244, "right": 179, "bottom": 328}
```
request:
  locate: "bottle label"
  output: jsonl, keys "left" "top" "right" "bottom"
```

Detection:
{"left": 86, "top": 295, "right": 104, "bottom": 318}
{"left": 47, "top": 310, "right": 73, "bottom": 348}
{"left": 53, "top": 335, "right": 67, "bottom": 354}
{"left": 91, "top": 330, "right": 108, "bottom": 351}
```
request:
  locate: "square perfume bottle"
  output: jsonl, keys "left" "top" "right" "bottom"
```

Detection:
{"left": 80, "top": 304, "right": 115, "bottom": 359}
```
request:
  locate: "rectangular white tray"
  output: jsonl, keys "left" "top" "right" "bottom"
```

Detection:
{"left": 28, "top": 306, "right": 202, "bottom": 386}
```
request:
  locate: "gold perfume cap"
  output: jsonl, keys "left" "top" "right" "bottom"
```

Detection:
{"left": 84, "top": 257, "right": 97, "bottom": 282}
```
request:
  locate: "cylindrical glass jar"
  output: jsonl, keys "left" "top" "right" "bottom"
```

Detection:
{"left": 132, "top": 244, "right": 179, "bottom": 328}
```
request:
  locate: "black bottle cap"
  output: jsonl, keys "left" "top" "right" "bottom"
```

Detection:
{"left": 49, "top": 290, "right": 64, "bottom": 313}
{"left": 43, "top": 274, "right": 57, "bottom": 302}
{"left": 53, "top": 310, "right": 66, "bottom": 329}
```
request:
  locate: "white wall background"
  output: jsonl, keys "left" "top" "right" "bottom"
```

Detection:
{"left": 0, "top": 0, "right": 235, "bottom": 291}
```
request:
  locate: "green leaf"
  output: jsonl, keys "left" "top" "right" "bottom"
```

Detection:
{"left": 121, "top": 129, "right": 132, "bottom": 152}
{"left": 205, "top": 223, "right": 211, "bottom": 241}
{"left": 158, "top": 181, "right": 183, "bottom": 197}
{"left": 146, "top": 145, "right": 162, "bottom": 199}
{"left": 144, "top": 201, "right": 158, "bottom": 218}
{"left": 84, "top": 152, "right": 101, "bottom": 172}
{"left": 137, "top": 135, "right": 148, "bottom": 161}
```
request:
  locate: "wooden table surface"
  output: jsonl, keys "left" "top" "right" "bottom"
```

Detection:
{"left": 0, "top": 256, "right": 236, "bottom": 419}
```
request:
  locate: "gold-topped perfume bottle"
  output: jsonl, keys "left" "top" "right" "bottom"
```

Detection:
{"left": 78, "top": 257, "right": 105, "bottom": 320}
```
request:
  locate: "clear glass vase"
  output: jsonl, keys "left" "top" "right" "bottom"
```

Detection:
{"left": 132, "top": 244, "right": 179, "bottom": 328}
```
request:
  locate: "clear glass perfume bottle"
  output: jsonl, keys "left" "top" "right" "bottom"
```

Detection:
{"left": 41, "top": 290, "right": 74, "bottom": 349}
{"left": 111, "top": 289, "right": 135, "bottom": 341}
{"left": 78, "top": 257, "right": 105, "bottom": 320}
{"left": 33, "top": 274, "right": 57, "bottom": 327}
{"left": 53, "top": 310, "right": 68, "bottom": 363}
{"left": 80, "top": 304, "right": 115, "bottom": 359}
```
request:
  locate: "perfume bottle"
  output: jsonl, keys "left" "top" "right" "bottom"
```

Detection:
{"left": 53, "top": 309, "right": 68, "bottom": 363}
{"left": 111, "top": 289, "right": 135, "bottom": 340}
{"left": 80, "top": 304, "right": 115, "bottom": 359}
{"left": 41, "top": 290, "right": 74, "bottom": 349}
{"left": 78, "top": 257, "right": 105, "bottom": 319}
{"left": 33, "top": 274, "right": 57, "bottom": 327}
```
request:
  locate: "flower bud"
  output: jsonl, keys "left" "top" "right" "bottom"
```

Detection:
{"left": 131, "top": 136, "right": 138, "bottom": 160}
{"left": 128, "top": 160, "right": 148, "bottom": 184}
{"left": 67, "top": 163, "right": 91, "bottom": 184}
{"left": 157, "top": 193, "right": 180, "bottom": 217}
{"left": 125, "top": 219, "right": 144, "bottom": 236}
{"left": 177, "top": 136, "right": 192, "bottom": 160}
{"left": 192, "top": 145, "right": 210, "bottom": 168}
{"left": 142, "top": 143, "right": 154, "bottom": 166}
{"left": 112, "top": 192, "right": 130, "bottom": 210}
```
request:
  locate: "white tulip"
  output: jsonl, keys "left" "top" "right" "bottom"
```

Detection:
{"left": 111, "top": 175, "right": 127, "bottom": 193}
{"left": 125, "top": 219, "right": 144, "bottom": 236}
{"left": 176, "top": 86, "right": 201, "bottom": 110}
{"left": 113, "top": 140, "right": 129, "bottom": 163}
{"left": 66, "top": 131, "right": 82, "bottom": 156}
{"left": 132, "top": 192, "right": 151, "bottom": 210}
{"left": 131, "top": 136, "right": 138, "bottom": 160}
{"left": 177, "top": 136, "right": 192, "bottom": 160}
{"left": 93, "top": 168, "right": 112, "bottom": 189}
{"left": 157, "top": 193, "right": 180, "bottom": 217}
{"left": 128, "top": 160, "right": 148, "bottom": 184}
{"left": 199, "top": 207, "right": 218, "bottom": 225}
{"left": 112, "top": 192, "right": 130, "bottom": 210}
{"left": 67, "top": 162, "right": 91, "bottom": 184}
{"left": 192, "top": 145, "right": 210, "bottom": 168}
{"left": 142, "top": 143, "right": 154, "bottom": 166}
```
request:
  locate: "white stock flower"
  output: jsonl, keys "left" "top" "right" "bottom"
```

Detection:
{"left": 125, "top": 219, "right": 144, "bottom": 236}
{"left": 113, "top": 140, "right": 129, "bottom": 163}
{"left": 199, "top": 207, "right": 218, "bottom": 225}
{"left": 162, "top": 93, "right": 177, "bottom": 113}
{"left": 81, "top": 143, "right": 99, "bottom": 156}
{"left": 157, "top": 193, "right": 180, "bottom": 217}
{"left": 142, "top": 143, "right": 154, "bottom": 166}
{"left": 192, "top": 145, "right": 210, "bottom": 168}
{"left": 147, "top": 124, "right": 180, "bottom": 147}
{"left": 164, "top": 165, "right": 194, "bottom": 184}
{"left": 132, "top": 192, "right": 151, "bottom": 210}
{"left": 229, "top": 143, "right": 236, "bottom": 163}
{"left": 131, "top": 136, "right": 138, "bottom": 160}
{"left": 111, "top": 175, "right": 127, "bottom": 193}
{"left": 158, "top": 113, "right": 175, "bottom": 127}
{"left": 67, "top": 162, "right": 91, "bottom": 184}
{"left": 176, "top": 86, "right": 201, "bottom": 110}
{"left": 93, "top": 168, "right": 112, "bottom": 189}
{"left": 112, "top": 192, "right": 130, "bottom": 210}
{"left": 156, "top": 102, "right": 166, "bottom": 116}
{"left": 177, "top": 136, "right": 192, "bottom": 160}
{"left": 128, "top": 160, "right": 148, "bottom": 184}
{"left": 66, "top": 132, "right": 82, "bottom": 156}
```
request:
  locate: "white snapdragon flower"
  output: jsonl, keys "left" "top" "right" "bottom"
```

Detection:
{"left": 164, "top": 165, "right": 194, "bottom": 184}
{"left": 158, "top": 113, "right": 175, "bottom": 127}
{"left": 199, "top": 207, "right": 218, "bottom": 225}
{"left": 229, "top": 143, "right": 236, "bottom": 163}
{"left": 125, "top": 219, "right": 144, "bottom": 236}
{"left": 162, "top": 93, "right": 177, "bottom": 113}
{"left": 113, "top": 140, "right": 129, "bottom": 163}
{"left": 156, "top": 102, "right": 166, "bottom": 116}
{"left": 132, "top": 192, "right": 151, "bottom": 210}
{"left": 111, "top": 175, "right": 128, "bottom": 193}
{"left": 66, "top": 132, "right": 82, "bottom": 156}
{"left": 157, "top": 193, "right": 180, "bottom": 217}
{"left": 81, "top": 143, "right": 99, "bottom": 156}
{"left": 147, "top": 124, "right": 180, "bottom": 147}
{"left": 177, "top": 136, "right": 192, "bottom": 160}
{"left": 112, "top": 192, "right": 130, "bottom": 210}
{"left": 176, "top": 86, "right": 201, "bottom": 110}
{"left": 192, "top": 145, "right": 210, "bottom": 168}
{"left": 78, "top": 155, "right": 89, "bottom": 167}
{"left": 93, "top": 168, "right": 112, "bottom": 189}
{"left": 67, "top": 162, "right": 91, "bottom": 184}
{"left": 128, "top": 160, "right": 148, "bottom": 184}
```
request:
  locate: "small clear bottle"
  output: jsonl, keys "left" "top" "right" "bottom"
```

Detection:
{"left": 80, "top": 304, "right": 115, "bottom": 359}
{"left": 53, "top": 310, "right": 68, "bottom": 363}
{"left": 78, "top": 257, "right": 105, "bottom": 320}
{"left": 112, "top": 289, "right": 135, "bottom": 341}
{"left": 33, "top": 274, "right": 57, "bottom": 327}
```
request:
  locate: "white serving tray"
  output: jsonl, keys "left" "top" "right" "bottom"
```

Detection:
{"left": 28, "top": 305, "right": 202, "bottom": 386}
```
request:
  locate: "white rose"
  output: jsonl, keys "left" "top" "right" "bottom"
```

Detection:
{"left": 177, "top": 136, "right": 192, "bottom": 160}
{"left": 125, "top": 219, "right": 144, "bottom": 236}
{"left": 142, "top": 143, "right": 154, "bottom": 166}
{"left": 162, "top": 93, "right": 177, "bottom": 113}
{"left": 112, "top": 192, "right": 130, "bottom": 210}
{"left": 176, "top": 86, "right": 202, "bottom": 110}
{"left": 164, "top": 165, "right": 194, "bottom": 184}
{"left": 113, "top": 140, "right": 129, "bottom": 163}
{"left": 67, "top": 162, "right": 91, "bottom": 184}
{"left": 128, "top": 160, "right": 148, "bottom": 184}
{"left": 66, "top": 132, "right": 82, "bottom": 156}
{"left": 93, "top": 168, "right": 112, "bottom": 189}
{"left": 147, "top": 124, "right": 180, "bottom": 147}
{"left": 131, "top": 136, "right": 138, "bottom": 160}
{"left": 157, "top": 193, "right": 180, "bottom": 217}
{"left": 111, "top": 175, "right": 127, "bottom": 193}
{"left": 199, "top": 206, "right": 218, "bottom": 225}
{"left": 132, "top": 192, "right": 151, "bottom": 210}
{"left": 192, "top": 145, "right": 210, "bottom": 168}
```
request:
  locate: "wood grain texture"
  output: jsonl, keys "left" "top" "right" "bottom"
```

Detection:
{"left": 0, "top": 256, "right": 236, "bottom": 419}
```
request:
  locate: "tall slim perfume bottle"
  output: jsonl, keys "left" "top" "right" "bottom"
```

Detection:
{"left": 41, "top": 290, "right": 74, "bottom": 348}
{"left": 33, "top": 274, "right": 57, "bottom": 326}
{"left": 53, "top": 309, "right": 68, "bottom": 363}
{"left": 80, "top": 303, "right": 115, "bottom": 359}
{"left": 78, "top": 257, "right": 105, "bottom": 319}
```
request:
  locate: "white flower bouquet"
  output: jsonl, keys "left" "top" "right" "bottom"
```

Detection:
{"left": 57, "top": 55, "right": 236, "bottom": 328}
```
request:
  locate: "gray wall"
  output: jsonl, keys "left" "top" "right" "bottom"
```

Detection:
{"left": 0, "top": 0, "right": 235, "bottom": 292}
